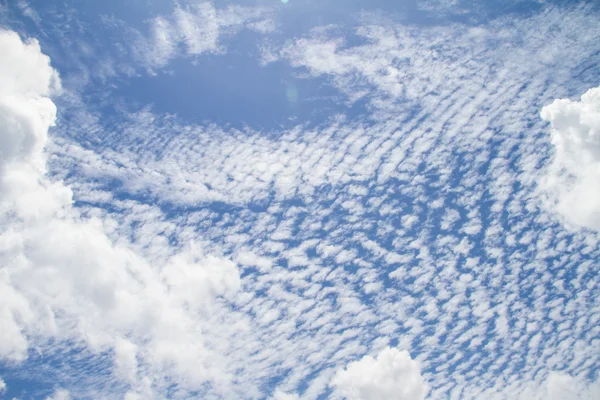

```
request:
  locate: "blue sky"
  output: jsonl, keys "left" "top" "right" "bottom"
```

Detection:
{"left": 0, "top": 0, "right": 599, "bottom": 399}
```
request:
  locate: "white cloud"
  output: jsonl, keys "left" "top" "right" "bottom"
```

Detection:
{"left": 5, "top": 4, "right": 600, "bottom": 399}
{"left": 330, "top": 347, "right": 427, "bottom": 400}
{"left": 0, "top": 29, "right": 242, "bottom": 395}
{"left": 144, "top": 16, "right": 178, "bottom": 69}
{"left": 16, "top": 0, "right": 41, "bottom": 24}
{"left": 272, "top": 390, "right": 300, "bottom": 400}
{"left": 138, "top": 2, "right": 273, "bottom": 70}
{"left": 114, "top": 338, "right": 138, "bottom": 383}
{"left": 0, "top": 30, "right": 60, "bottom": 172}
{"left": 45, "top": 389, "right": 71, "bottom": 400}
{"left": 124, "top": 377, "right": 154, "bottom": 400}
{"left": 0, "top": 376, "right": 6, "bottom": 394}
{"left": 540, "top": 85, "right": 600, "bottom": 230}
{"left": 547, "top": 372, "right": 578, "bottom": 400}
{"left": 0, "top": 29, "right": 63, "bottom": 362}
{"left": 45, "top": 6, "right": 600, "bottom": 396}
{"left": 417, "top": 0, "right": 463, "bottom": 14}
{"left": 547, "top": 372, "right": 600, "bottom": 400}
{"left": 174, "top": 3, "right": 219, "bottom": 55}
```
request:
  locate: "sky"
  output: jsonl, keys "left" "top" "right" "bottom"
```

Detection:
{"left": 0, "top": 0, "right": 599, "bottom": 399}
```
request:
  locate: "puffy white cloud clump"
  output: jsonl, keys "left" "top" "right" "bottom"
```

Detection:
{"left": 330, "top": 347, "right": 427, "bottom": 400}
{"left": 546, "top": 372, "right": 600, "bottom": 400}
{"left": 45, "top": 389, "right": 72, "bottom": 400}
{"left": 541, "top": 86, "right": 600, "bottom": 230}
{"left": 0, "top": 29, "right": 240, "bottom": 395}
{"left": 272, "top": 390, "right": 300, "bottom": 400}
{"left": 0, "top": 29, "right": 66, "bottom": 362}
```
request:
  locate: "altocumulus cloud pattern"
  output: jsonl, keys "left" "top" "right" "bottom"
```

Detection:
{"left": 0, "top": 0, "right": 599, "bottom": 399}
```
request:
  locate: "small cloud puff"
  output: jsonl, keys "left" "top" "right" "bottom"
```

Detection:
{"left": 272, "top": 390, "right": 300, "bottom": 400}
{"left": 45, "top": 389, "right": 71, "bottom": 400}
{"left": 330, "top": 347, "right": 427, "bottom": 400}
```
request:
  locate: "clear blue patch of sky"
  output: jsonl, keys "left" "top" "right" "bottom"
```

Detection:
{"left": 109, "top": 38, "right": 344, "bottom": 130}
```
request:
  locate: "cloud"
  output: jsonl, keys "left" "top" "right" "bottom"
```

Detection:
{"left": 0, "top": 30, "right": 60, "bottom": 172}
{"left": 547, "top": 372, "right": 578, "bottom": 400}
{"left": 0, "top": 376, "right": 6, "bottom": 394}
{"left": 114, "top": 338, "right": 138, "bottom": 383}
{"left": 45, "top": 389, "right": 71, "bottom": 400}
{"left": 540, "top": 85, "right": 600, "bottom": 230}
{"left": 3, "top": 3, "right": 600, "bottom": 400}
{"left": 270, "top": 6, "right": 599, "bottom": 121}
{"left": 330, "top": 347, "right": 427, "bottom": 400}
{"left": 416, "top": 0, "right": 467, "bottom": 16}
{"left": 16, "top": 0, "right": 41, "bottom": 24}
{"left": 0, "top": 29, "right": 63, "bottom": 362}
{"left": 0, "top": 29, "right": 242, "bottom": 396}
{"left": 546, "top": 372, "right": 600, "bottom": 400}
{"left": 137, "top": 2, "right": 274, "bottom": 70}
{"left": 272, "top": 390, "right": 300, "bottom": 400}
{"left": 42, "top": 5, "right": 600, "bottom": 398}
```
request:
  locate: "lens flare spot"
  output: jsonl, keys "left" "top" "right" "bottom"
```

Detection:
{"left": 286, "top": 85, "right": 298, "bottom": 103}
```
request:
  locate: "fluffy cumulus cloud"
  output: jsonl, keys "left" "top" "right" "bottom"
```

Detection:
{"left": 0, "top": 29, "right": 241, "bottom": 396}
{"left": 541, "top": 86, "right": 600, "bottom": 230}
{"left": 0, "top": 29, "right": 64, "bottom": 361}
{"left": 0, "top": 376, "right": 6, "bottom": 394}
{"left": 0, "top": 29, "right": 60, "bottom": 172}
{"left": 330, "top": 347, "right": 427, "bottom": 400}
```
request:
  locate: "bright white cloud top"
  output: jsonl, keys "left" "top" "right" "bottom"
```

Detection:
{"left": 541, "top": 86, "right": 600, "bottom": 231}
{"left": 330, "top": 348, "right": 426, "bottom": 400}
{"left": 0, "top": 29, "right": 63, "bottom": 362}
{"left": 0, "top": 1, "right": 599, "bottom": 399}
